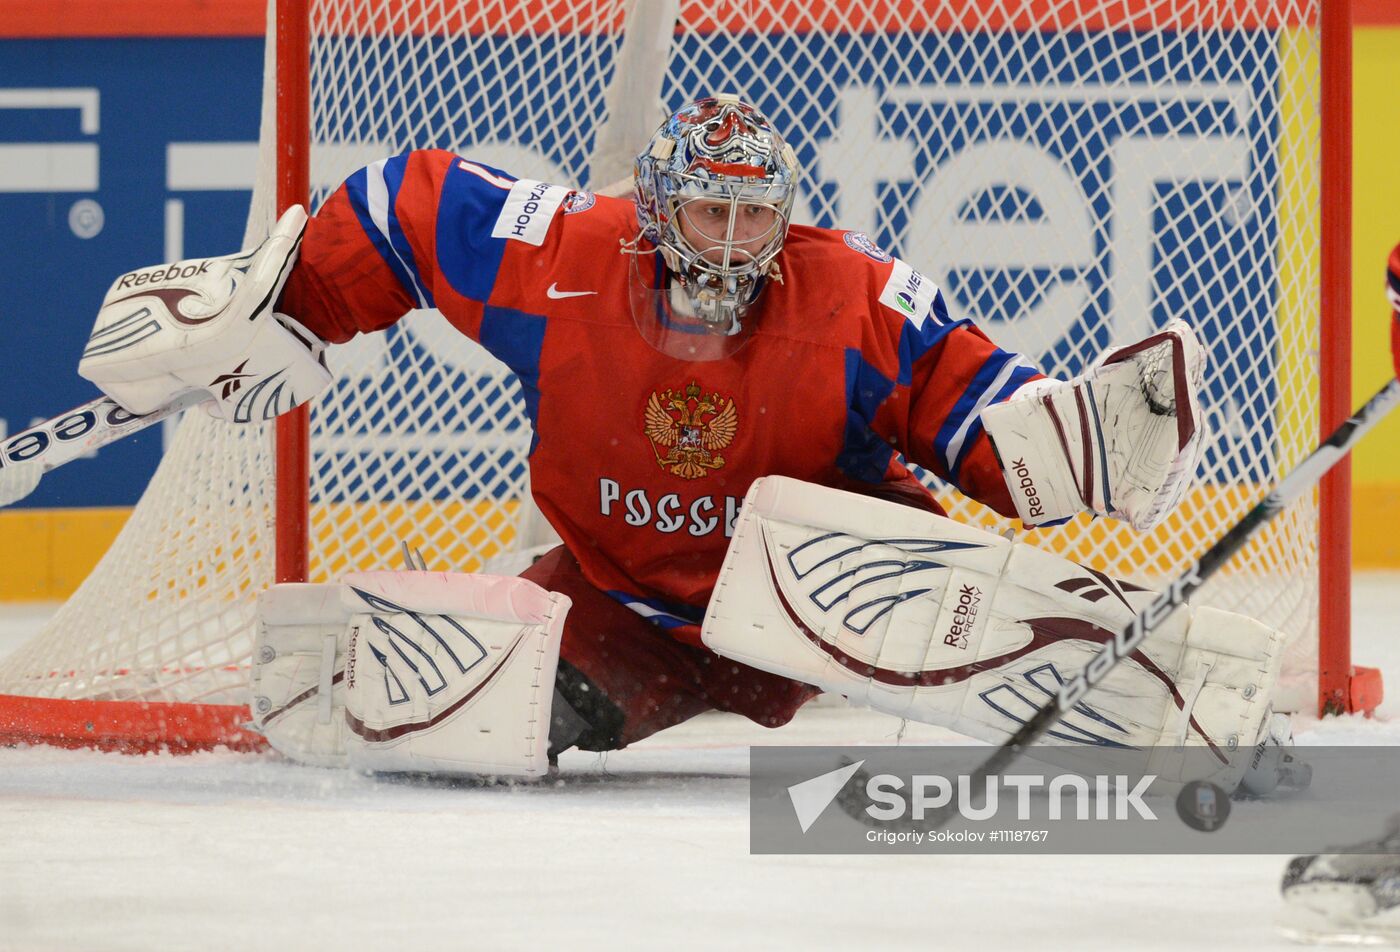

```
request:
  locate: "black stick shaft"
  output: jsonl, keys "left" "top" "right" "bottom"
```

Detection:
{"left": 961, "top": 378, "right": 1400, "bottom": 798}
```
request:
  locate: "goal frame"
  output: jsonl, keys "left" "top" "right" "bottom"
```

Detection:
{"left": 268, "top": 0, "right": 1370, "bottom": 717}
{"left": 1315, "top": 0, "right": 1360, "bottom": 716}
{"left": 0, "top": 0, "right": 1375, "bottom": 755}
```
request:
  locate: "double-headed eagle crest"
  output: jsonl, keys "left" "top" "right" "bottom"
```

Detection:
{"left": 644, "top": 381, "right": 738, "bottom": 479}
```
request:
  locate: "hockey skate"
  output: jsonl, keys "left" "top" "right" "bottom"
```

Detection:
{"left": 1235, "top": 711, "right": 1313, "bottom": 800}
{"left": 1278, "top": 815, "right": 1400, "bottom": 946}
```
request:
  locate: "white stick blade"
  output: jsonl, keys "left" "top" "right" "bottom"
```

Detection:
{"left": 0, "top": 460, "right": 42, "bottom": 508}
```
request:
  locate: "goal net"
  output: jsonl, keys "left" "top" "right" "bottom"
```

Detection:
{"left": 0, "top": 0, "right": 1344, "bottom": 748}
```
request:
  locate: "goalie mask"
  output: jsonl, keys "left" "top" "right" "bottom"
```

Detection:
{"left": 631, "top": 95, "right": 800, "bottom": 359}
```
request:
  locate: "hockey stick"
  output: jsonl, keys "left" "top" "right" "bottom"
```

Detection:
{"left": 862, "top": 376, "right": 1399, "bottom": 828}
{"left": 0, "top": 392, "right": 207, "bottom": 507}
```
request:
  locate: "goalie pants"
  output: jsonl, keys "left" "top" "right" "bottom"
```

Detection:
{"left": 521, "top": 545, "right": 820, "bottom": 751}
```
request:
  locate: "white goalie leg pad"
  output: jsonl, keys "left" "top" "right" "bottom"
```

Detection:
{"left": 252, "top": 571, "right": 570, "bottom": 779}
{"left": 981, "top": 318, "right": 1206, "bottom": 530}
{"left": 252, "top": 582, "right": 352, "bottom": 767}
{"left": 341, "top": 572, "right": 569, "bottom": 778}
{"left": 703, "top": 476, "right": 1285, "bottom": 790}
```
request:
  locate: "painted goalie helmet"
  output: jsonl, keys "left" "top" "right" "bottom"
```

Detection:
{"left": 634, "top": 95, "right": 800, "bottom": 335}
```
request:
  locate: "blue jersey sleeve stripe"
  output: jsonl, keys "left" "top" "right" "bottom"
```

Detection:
{"left": 436, "top": 158, "right": 516, "bottom": 304}
{"left": 937, "top": 353, "right": 1039, "bottom": 477}
{"left": 376, "top": 155, "right": 434, "bottom": 309}
{"left": 343, "top": 166, "right": 423, "bottom": 306}
{"left": 933, "top": 352, "right": 1014, "bottom": 472}
{"left": 897, "top": 312, "right": 964, "bottom": 387}
{"left": 838, "top": 347, "right": 896, "bottom": 484}
{"left": 946, "top": 363, "right": 1041, "bottom": 477}
{"left": 479, "top": 305, "right": 546, "bottom": 454}
{"left": 930, "top": 288, "right": 953, "bottom": 326}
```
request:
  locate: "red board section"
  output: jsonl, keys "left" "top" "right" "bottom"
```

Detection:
{"left": 317, "top": 1, "right": 626, "bottom": 34}
{"left": 0, "top": 0, "right": 266, "bottom": 37}
{"left": 3, "top": 0, "right": 1342, "bottom": 39}
{"left": 0, "top": 695, "right": 267, "bottom": 754}
{"left": 1355, "top": 0, "right": 1400, "bottom": 25}
{"left": 1357, "top": 0, "right": 1400, "bottom": 25}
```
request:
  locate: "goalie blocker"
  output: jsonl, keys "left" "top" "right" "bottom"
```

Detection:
{"left": 2, "top": 209, "right": 331, "bottom": 509}
{"left": 78, "top": 206, "right": 331, "bottom": 423}
{"left": 702, "top": 476, "right": 1293, "bottom": 794}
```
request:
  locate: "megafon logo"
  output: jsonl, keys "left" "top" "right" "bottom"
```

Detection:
{"left": 787, "top": 760, "right": 1159, "bottom": 832}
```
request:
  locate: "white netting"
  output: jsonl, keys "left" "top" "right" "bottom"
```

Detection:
{"left": 0, "top": 0, "right": 1327, "bottom": 712}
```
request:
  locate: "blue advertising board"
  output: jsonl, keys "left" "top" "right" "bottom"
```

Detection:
{"left": 307, "top": 28, "right": 1288, "bottom": 499}
{"left": 2, "top": 26, "right": 1292, "bottom": 509}
{"left": 0, "top": 38, "right": 262, "bottom": 507}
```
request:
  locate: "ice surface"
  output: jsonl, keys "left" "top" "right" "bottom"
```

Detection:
{"left": 1, "top": 576, "right": 1396, "bottom": 952}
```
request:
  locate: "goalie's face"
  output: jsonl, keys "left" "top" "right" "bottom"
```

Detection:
{"left": 675, "top": 197, "right": 784, "bottom": 268}
{"left": 632, "top": 96, "right": 800, "bottom": 359}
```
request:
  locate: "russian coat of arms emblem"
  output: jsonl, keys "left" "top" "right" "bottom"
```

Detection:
{"left": 643, "top": 382, "right": 738, "bottom": 479}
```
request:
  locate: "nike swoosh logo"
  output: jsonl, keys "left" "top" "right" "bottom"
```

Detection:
{"left": 546, "top": 282, "right": 598, "bottom": 299}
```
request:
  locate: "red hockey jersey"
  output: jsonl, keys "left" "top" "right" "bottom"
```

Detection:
{"left": 278, "top": 150, "right": 1042, "bottom": 645}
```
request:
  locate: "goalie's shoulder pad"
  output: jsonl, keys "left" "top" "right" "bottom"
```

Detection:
{"left": 79, "top": 206, "right": 332, "bottom": 422}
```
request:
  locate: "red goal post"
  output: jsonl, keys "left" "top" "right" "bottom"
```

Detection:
{"left": 0, "top": 0, "right": 1373, "bottom": 754}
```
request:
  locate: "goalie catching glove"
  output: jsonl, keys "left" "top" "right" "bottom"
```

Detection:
{"left": 78, "top": 206, "right": 331, "bottom": 422}
{"left": 251, "top": 571, "right": 570, "bottom": 779}
{"left": 982, "top": 319, "right": 1206, "bottom": 530}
